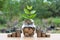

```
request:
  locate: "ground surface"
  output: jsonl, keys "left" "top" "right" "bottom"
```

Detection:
{"left": 0, "top": 33, "right": 60, "bottom": 40}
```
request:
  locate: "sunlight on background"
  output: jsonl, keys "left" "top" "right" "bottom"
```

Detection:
{"left": 12, "top": 0, "right": 20, "bottom": 2}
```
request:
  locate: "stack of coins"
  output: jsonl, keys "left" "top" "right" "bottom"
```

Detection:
{"left": 37, "top": 32, "right": 50, "bottom": 37}
{"left": 37, "top": 32, "right": 42, "bottom": 37}
{"left": 16, "top": 29, "right": 21, "bottom": 37}
{"left": 12, "top": 32, "right": 16, "bottom": 37}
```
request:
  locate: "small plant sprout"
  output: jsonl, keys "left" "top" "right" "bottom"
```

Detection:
{"left": 22, "top": 5, "right": 36, "bottom": 19}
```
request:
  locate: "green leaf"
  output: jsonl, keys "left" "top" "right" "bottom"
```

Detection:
{"left": 27, "top": 5, "right": 32, "bottom": 10}
{"left": 24, "top": 8, "right": 30, "bottom": 14}
{"left": 22, "top": 14, "right": 28, "bottom": 19}
{"left": 31, "top": 10, "right": 36, "bottom": 14}
{"left": 29, "top": 14, "right": 36, "bottom": 19}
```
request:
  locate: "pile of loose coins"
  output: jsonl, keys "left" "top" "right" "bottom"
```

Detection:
{"left": 23, "top": 27, "right": 35, "bottom": 37}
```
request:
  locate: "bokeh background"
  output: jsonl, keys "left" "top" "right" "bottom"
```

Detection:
{"left": 0, "top": 0, "right": 60, "bottom": 33}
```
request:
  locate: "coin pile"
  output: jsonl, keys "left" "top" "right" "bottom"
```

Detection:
{"left": 23, "top": 27, "right": 35, "bottom": 37}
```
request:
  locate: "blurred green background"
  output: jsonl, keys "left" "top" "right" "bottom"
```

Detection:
{"left": 0, "top": 0, "right": 60, "bottom": 33}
